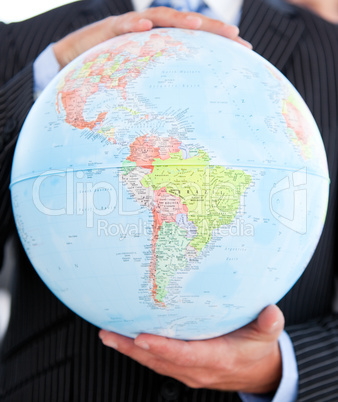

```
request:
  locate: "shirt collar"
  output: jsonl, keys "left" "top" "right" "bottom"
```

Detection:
{"left": 131, "top": 0, "right": 243, "bottom": 25}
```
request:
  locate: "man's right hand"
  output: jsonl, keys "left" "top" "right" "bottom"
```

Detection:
{"left": 53, "top": 7, "right": 251, "bottom": 69}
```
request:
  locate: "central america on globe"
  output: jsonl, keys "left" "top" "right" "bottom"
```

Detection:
{"left": 10, "top": 28, "right": 329, "bottom": 340}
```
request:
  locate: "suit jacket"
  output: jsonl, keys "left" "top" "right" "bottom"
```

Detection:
{"left": 0, "top": 0, "right": 337, "bottom": 400}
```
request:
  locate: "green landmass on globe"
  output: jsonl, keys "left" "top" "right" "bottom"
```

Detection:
{"left": 122, "top": 135, "right": 251, "bottom": 304}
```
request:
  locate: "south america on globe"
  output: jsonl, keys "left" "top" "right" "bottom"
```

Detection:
{"left": 10, "top": 28, "right": 329, "bottom": 340}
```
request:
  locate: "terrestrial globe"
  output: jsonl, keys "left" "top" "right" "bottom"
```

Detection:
{"left": 10, "top": 28, "right": 329, "bottom": 339}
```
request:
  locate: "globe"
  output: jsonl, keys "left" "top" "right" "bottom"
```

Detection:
{"left": 10, "top": 28, "right": 329, "bottom": 340}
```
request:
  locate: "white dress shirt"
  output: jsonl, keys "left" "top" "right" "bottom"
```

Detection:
{"left": 132, "top": 0, "right": 243, "bottom": 25}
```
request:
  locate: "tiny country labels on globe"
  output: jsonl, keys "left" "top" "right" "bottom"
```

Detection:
{"left": 10, "top": 28, "right": 329, "bottom": 340}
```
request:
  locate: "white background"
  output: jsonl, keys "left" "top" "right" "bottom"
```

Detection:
{"left": 1, "top": 0, "right": 77, "bottom": 23}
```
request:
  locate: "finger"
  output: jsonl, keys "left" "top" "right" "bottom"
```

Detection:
{"left": 99, "top": 329, "right": 163, "bottom": 364}
{"left": 103, "top": 13, "right": 154, "bottom": 37}
{"left": 134, "top": 333, "right": 227, "bottom": 368}
{"left": 100, "top": 329, "right": 224, "bottom": 370}
{"left": 141, "top": 7, "right": 242, "bottom": 40}
{"left": 257, "top": 304, "right": 285, "bottom": 334}
{"left": 99, "top": 330, "right": 197, "bottom": 382}
{"left": 244, "top": 305, "right": 284, "bottom": 341}
{"left": 234, "top": 36, "right": 253, "bottom": 50}
{"left": 99, "top": 329, "right": 135, "bottom": 350}
{"left": 190, "top": 13, "right": 240, "bottom": 39}
{"left": 141, "top": 6, "right": 203, "bottom": 28}
{"left": 132, "top": 334, "right": 253, "bottom": 389}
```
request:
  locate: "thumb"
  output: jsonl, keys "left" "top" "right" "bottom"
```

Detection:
{"left": 256, "top": 304, "right": 285, "bottom": 340}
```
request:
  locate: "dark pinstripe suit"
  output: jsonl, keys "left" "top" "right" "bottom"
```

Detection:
{"left": 0, "top": 0, "right": 337, "bottom": 400}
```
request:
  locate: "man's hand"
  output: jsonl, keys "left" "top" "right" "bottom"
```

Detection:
{"left": 53, "top": 7, "right": 251, "bottom": 69}
{"left": 99, "top": 305, "right": 284, "bottom": 394}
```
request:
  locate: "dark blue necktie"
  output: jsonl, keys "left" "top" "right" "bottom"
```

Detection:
{"left": 149, "top": 0, "right": 211, "bottom": 15}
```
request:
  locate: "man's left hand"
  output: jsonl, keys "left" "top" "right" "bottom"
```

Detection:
{"left": 99, "top": 304, "right": 284, "bottom": 394}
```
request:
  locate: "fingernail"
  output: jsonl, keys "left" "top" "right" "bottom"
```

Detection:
{"left": 238, "top": 37, "right": 253, "bottom": 50}
{"left": 243, "top": 40, "right": 253, "bottom": 49}
{"left": 138, "top": 18, "right": 149, "bottom": 25}
{"left": 134, "top": 339, "right": 150, "bottom": 350}
{"left": 137, "top": 18, "right": 153, "bottom": 29}
{"left": 103, "top": 339, "right": 118, "bottom": 349}
{"left": 185, "top": 15, "right": 203, "bottom": 28}
{"left": 98, "top": 329, "right": 107, "bottom": 339}
{"left": 271, "top": 320, "right": 280, "bottom": 330}
{"left": 99, "top": 331, "right": 119, "bottom": 349}
{"left": 229, "top": 25, "right": 240, "bottom": 36}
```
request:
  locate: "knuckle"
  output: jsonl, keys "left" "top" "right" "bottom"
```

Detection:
{"left": 102, "top": 15, "right": 117, "bottom": 28}
{"left": 143, "top": 6, "right": 158, "bottom": 16}
{"left": 116, "top": 343, "right": 133, "bottom": 356}
{"left": 114, "top": 12, "right": 135, "bottom": 25}
{"left": 151, "top": 359, "right": 170, "bottom": 376}
{"left": 102, "top": 16, "right": 118, "bottom": 34}
{"left": 121, "top": 10, "right": 136, "bottom": 18}
{"left": 212, "top": 20, "right": 225, "bottom": 29}
{"left": 147, "top": 6, "right": 178, "bottom": 17}
{"left": 105, "top": 15, "right": 116, "bottom": 22}
{"left": 184, "top": 376, "right": 211, "bottom": 389}
{"left": 184, "top": 379, "right": 201, "bottom": 389}
{"left": 196, "top": 375, "right": 212, "bottom": 388}
{"left": 153, "top": 6, "right": 170, "bottom": 12}
{"left": 219, "top": 357, "right": 235, "bottom": 373}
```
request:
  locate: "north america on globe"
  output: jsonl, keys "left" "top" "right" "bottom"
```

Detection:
{"left": 10, "top": 28, "right": 329, "bottom": 339}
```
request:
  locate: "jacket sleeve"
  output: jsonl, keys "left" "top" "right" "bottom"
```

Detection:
{"left": 0, "top": 64, "right": 35, "bottom": 265}
{"left": 0, "top": 0, "right": 104, "bottom": 266}
{"left": 286, "top": 313, "right": 338, "bottom": 401}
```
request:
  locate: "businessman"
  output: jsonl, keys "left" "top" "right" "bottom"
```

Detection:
{"left": 0, "top": 0, "right": 337, "bottom": 401}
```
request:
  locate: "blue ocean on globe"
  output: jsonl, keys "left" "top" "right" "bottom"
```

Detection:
{"left": 10, "top": 28, "right": 329, "bottom": 339}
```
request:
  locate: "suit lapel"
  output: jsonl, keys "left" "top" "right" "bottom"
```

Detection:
{"left": 83, "top": 0, "right": 134, "bottom": 19}
{"left": 239, "top": 0, "right": 305, "bottom": 71}
{"left": 104, "top": 0, "right": 134, "bottom": 14}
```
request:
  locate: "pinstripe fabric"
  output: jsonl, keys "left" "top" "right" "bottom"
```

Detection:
{"left": 0, "top": 0, "right": 338, "bottom": 400}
